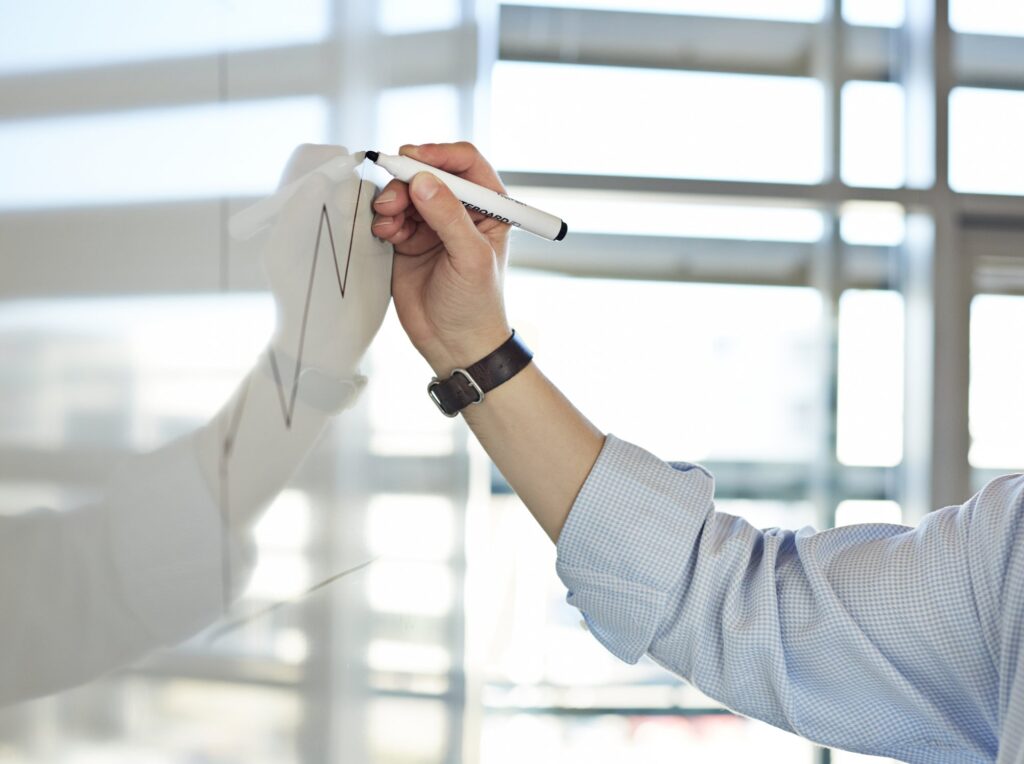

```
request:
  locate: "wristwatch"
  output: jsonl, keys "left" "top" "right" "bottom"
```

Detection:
{"left": 427, "top": 330, "right": 533, "bottom": 417}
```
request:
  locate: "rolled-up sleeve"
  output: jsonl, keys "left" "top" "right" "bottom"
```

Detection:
{"left": 555, "top": 434, "right": 715, "bottom": 664}
{"left": 555, "top": 434, "right": 1022, "bottom": 763}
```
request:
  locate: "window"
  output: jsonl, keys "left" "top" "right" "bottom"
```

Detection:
{"left": 836, "top": 290, "right": 904, "bottom": 467}
{"left": 504, "top": 0, "right": 825, "bottom": 23}
{"left": 842, "top": 82, "right": 906, "bottom": 189}
{"left": 950, "top": 0, "right": 1024, "bottom": 37}
{"left": 950, "top": 88, "right": 1024, "bottom": 196}
{"left": 491, "top": 63, "right": 825, "bottom": 184}
{"left": 843, "top": 0, "right": 905, "bottom": 28}
{"left": 970, "top": 295, "right": 1024, "bottom": 470}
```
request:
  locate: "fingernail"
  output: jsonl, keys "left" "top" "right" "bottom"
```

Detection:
{"left": 372, "top": 216, "right": 393, "bottom": 228}
{"left": 412, "top": 173, "right": 440, "bottom": 201}
{"left": 374, "top": 191, "right": 396, "bottom": 206}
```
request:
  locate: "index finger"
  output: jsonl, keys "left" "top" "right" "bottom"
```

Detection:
{"left": 399, "top": 141, "right": 506, "bottom": 195}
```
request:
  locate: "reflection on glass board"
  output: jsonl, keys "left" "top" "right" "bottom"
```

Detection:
{"left": 0, "top": 98, "right": 329, "bottom": 209}
{"left": 0, "top": 0, "right": 329, "bottom": 73}
{"left": 0, "top": 146, "right": 393, "bottom": 714}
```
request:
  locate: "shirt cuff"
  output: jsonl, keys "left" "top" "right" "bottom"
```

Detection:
{"left": 555, "top": 434, "right": 715, "bottom": 664}
{"left": 103, "top": 435, "right": 255, "bottom": 645}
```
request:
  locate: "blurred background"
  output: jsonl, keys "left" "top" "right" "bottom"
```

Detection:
{"left": 1, "top": 0, "right": 1023, "bottom": 762}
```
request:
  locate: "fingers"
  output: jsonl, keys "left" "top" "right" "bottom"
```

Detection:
{"left": 372, "top": 178, "right": 409, "bottom": 218}
{"left": 407, "top": 172, "right": 490, "bottom": 263}
{"left": 371, "top": 142, "right": 503, "bottom": 254}
{"left": 399, "top": 141, "right": 505, "bottom": 194}
{"left": 373, "top": 210, "right": 441, "bottom": 253}
{"left": 370, "top": 209, "right": 405, "bottom": 240}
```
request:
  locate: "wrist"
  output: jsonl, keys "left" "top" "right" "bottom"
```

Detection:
{"left": 426, "top": 329, "right": 533, "bottom": 418}
{"left": 424, "top": 325, "right": 514, "bottom": 376}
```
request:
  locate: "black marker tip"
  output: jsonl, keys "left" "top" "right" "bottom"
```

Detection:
{"left": 364, "top": 150, "right": 380, "bottom": 163}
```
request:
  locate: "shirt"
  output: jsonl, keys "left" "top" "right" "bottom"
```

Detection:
{"left": 556, "top": 434, "right": 1024, "bottom": 764}
{"left": 0, "top": 435, "right": 253, "bottom": 706}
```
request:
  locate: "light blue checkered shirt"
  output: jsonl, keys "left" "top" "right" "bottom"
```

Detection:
{"left": 556, "top": 435, "right": 1024, "bottom": 764}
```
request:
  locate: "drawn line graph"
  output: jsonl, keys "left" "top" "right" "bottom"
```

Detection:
{"left": 214, "top": 168, "right": 371, "bottom": 618}
{"left": 266, "top": 192, "right": 361, "bottom": 428}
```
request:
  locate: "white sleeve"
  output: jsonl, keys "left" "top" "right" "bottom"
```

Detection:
{"left": 0, "top": 434, "right": 254, "bottom": 706}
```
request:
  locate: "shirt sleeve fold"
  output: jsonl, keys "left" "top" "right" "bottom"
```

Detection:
{"left": 555, "top": 434, "right": 715, "bottom": 664}
{"left": 554, "top": 433, "right": 1020, "bottom": 763}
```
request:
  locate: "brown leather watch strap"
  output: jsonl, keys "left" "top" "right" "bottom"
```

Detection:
{"left": 427, "top": 330, "right": 533, "bottom": 417}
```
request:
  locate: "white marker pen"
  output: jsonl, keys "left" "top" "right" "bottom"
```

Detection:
{"left": 365, "top": 151, "right": 568, "bottom": 242}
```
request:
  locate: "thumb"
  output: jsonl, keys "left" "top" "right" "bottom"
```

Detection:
{"left": 408, "top": 172, "right": 490, "bottom": 263}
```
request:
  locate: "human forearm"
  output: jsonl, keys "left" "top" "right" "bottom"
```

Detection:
{"left": 459, "top": 360, "right": 605, "bottom": 542}
{"left": 373, "top": 142, "right": 603, "bottom": 541}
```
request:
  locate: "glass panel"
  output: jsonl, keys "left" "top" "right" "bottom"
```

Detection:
{"left": 835, "top": 500, "right": 903, "bottom": 527}
{"left": 502, "top": 0, "right": 825, "bottom": 23}
{"left": 840, "top": 201, "right": 905, "bottom": 246}
{"left": 832, "top": 751, "right": 902, "bottom": 764}
{"left": 505, "top": 271, "right": 822, "bottom": 463}
{"left": 376, "top": 85, "right": 462, "bottom": 153}
{"left": 950, "top": 88, "right": 1024, "bottom": 196}
{"left": 0, "top": 295, "right": 273, "bottom": 450}
{"left": 378, "top": 0, "right": 461, "bottom": 34}
{"left": 367, "top": 494, "right": 456, "bottom": 561}
{"left": 951, "top": 0, "right": 1024, "bottom": 37}
{"left": 969, "top": 295, "right": 1024, "bottom": 470}
{"left": 843, "top": 0, "right": 905, "bottom": 27}
{"left": 0, "top": 98, "right": 329, "bottom": 209}
{"left": 717, "top": 500, "right": 817, "bottom": 531}
{"left": 477, "top": 495, "right": 672, "bottom": 692}
{"left": 482, "top": 712, "right": 815, "bottom": 763}
{"left": 506, "top": 188, "right": 825, "bottom": 242}
{"left": 366, "top": 311, "right": 457, "bottom": 456}
{"left": 841, "top": 81, "right": 906, "bottom": 189}
{"left": 836, "top": 290, "right": 904, "bottom": 467}
{"left": 0, "top": 0, "right": 329, "bottom": 73}
{"left": 367, "top": 561, "right": 455, "bottom": 616}
{"left": 368, "top": 698, "right": 449, "bottom": 763}
{"left": 492, "top": 62, "right": 825, "bottom": 184}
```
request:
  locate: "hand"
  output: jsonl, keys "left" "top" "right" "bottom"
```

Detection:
{"left": 370, "top": 142, "right": 513, "bottom": 374}
{"left": 262, "top": 144, "right": 393, "bottom": 378}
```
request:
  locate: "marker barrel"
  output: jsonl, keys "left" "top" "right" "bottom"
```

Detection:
{"left": 371, "top": 153, "right": 567, "bottom": 242}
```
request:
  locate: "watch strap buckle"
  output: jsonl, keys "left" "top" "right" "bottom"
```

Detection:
{"left": 427, "top": 368, "right": 485, "bottom": 417}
